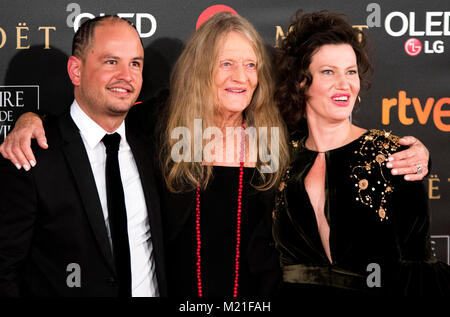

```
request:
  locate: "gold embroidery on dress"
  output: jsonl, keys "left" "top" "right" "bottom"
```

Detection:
{"left": 350, "top": 129, "right": 399, "bottom": 221}
{"left": 273, "top": 136, "right": 297, "bottom": 223}
{"left": 273, "top": 168, "right": 290, "bottom": 221}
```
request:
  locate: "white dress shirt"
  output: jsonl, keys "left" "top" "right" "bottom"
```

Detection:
{"left": 70, "top": 100, "right": 158, "bottom": 297}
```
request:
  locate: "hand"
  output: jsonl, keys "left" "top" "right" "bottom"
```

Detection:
{"left": 386, "top": 136, "right": 429, "bottom": 181}
{"left": 0, "top": 112, "right": 47, "bottom": 171}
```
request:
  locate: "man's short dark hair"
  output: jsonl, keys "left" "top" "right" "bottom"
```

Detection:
{"left": 72, "top": 15, "right": 140, "bottom": 60}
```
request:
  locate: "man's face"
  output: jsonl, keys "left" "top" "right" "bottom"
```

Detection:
{"left": 75, "top": 21, "right": 144, "bottom": 120}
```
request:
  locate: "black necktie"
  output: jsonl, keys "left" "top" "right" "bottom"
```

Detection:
{"left": 102, "top": 133, "right": 132, "bottom": 297}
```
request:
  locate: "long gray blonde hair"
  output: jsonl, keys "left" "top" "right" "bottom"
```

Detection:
{"left": 160, "top": 12, "right": 289, "bottom": 193}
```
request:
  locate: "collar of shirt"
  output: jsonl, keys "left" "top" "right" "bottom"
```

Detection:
{"left": 69, "top": 100, "right": 129, "bottom": 151}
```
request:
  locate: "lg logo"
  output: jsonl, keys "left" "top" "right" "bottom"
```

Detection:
{"left": 66, "top": 3, "right": 157, "bottom": 38}
{"left": 404, "top": 38, "right": 444, "bottom": 56}
{"left": 404, "top": 38, "right": 422, "bottom": 56}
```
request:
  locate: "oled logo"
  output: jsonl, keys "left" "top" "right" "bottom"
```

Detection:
{"left": 196, "top": 5, "right": 238, "bottom": 30}
{"left": 404, "top": 38, "right": 422, "bottom": 56}
{"left": 366, "top": 3, "right": 449, "bottom": 55}
{"left": 66, "top": 3, "right": 157, "bottom": 38}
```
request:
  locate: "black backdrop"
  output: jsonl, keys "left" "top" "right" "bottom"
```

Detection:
{"left": 0, "top": 0, "right": 448, "bottom": 265}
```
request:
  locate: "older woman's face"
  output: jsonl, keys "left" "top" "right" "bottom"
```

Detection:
{"left": 212, "top": 31, "right": 258, "bottom": 117}
{"left": 305, "top": 44, "right": 360, "bottom": 123}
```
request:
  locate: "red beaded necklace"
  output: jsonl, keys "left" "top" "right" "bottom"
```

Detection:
{"left": 195, "top": 122, "right": 246, "bottom": 298}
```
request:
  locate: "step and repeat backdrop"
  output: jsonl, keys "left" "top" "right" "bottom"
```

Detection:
{"left": 0, "top": 0, "right": 449, "bottom": 264}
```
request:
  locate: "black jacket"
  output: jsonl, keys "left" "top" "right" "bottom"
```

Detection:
{"left": 0, "top": 111, "right": 167, "bottom": 297}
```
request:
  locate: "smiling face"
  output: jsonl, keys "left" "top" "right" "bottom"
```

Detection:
{"left": 71, "top": 20, "right": 144, "bottom": 125}
{"left": 305, "top": 44, "right": 360, "bottom": 124}
{"left": 212, "top": 31, "right": 258, "bottom": 120}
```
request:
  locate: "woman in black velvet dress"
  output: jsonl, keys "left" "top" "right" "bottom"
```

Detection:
{"left": 272, "top": 10, "right": 450, "bottom": 295}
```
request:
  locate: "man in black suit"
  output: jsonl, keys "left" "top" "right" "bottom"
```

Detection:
{"left": 0, "top": 16, "right": 166, "bottom": 297}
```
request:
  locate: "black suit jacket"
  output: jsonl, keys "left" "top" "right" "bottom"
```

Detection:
{"left": 0, "top": 111, "right": 167, "bottom": 297}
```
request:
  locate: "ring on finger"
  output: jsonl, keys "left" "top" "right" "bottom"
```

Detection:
{"left": 416, "top": 164, "right": 422, "bottom": 174}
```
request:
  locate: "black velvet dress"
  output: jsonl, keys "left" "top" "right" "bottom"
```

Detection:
{"left": 162, "top": 166, "right": 281, "bottom": 297}
{"left": 273, "top": 129, "right": 450, "bottom": 295}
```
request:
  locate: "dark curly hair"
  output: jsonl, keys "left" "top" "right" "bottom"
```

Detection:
{"left": 274, "top": 10, "right": 373, "bottom": 131}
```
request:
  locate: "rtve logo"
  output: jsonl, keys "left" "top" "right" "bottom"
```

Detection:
{"left": 382, "top": 91, "right": 450, "bottom": 132}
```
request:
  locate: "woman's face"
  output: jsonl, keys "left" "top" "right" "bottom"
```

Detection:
{"left": 212, "top": 31, "right": 258, "bottom": 118}
{"left": 305, "top": 44, "right": 360, "bottom": 123}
